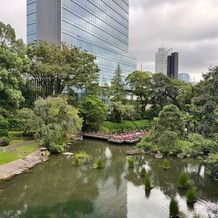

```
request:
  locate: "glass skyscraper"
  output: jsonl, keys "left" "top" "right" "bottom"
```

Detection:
{"left": 27, "top": 0, "right": 136, "bottom": 83}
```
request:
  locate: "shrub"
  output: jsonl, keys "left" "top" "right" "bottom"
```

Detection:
{"left": 121, "top": 120, "right": 136, "bottom": 131}
{"left": 0, "top": 129, "right": 8, "bottom": 137}
{"left": 0, "top": 119, "right": 9, "bottom": 137}
{"left": 186, "top": 187, "right": 198, "bottom": 204}
{"left": 202, "top": 139, "right": 217, "bottom": 155}
{"left": 127, "top": 156, "right": 134, "bottom": 168}
{"left": 47, "top": 143, "right": 64, "bottom": 154}
{"left": 174, "top": 140, "right": 193, "bottom": 154}
{"left": 140, "top": 167, "right": 147, "bottom": 176}
{"left": 93, "top": 158, "right": 104, "bottom": 169}
{"left": 0, "top": 137, "right": 10, "bottom": 146}
{"left": 169, "top": 197, "right": 179, "bottom": 217}
{"left": 7, "top": 118, "right": 26, "bottom": 131}
{"left": 0, "top": 119, "right": 8, "bottom": 129}
{"left": 187, "top": 133, "right": 217, "bottom": 155}
{"left": 205, "top": 153, "right": 218, "bottom": 180}
{"left": 8, "top": 131, "right": 23, "bottom": 139}
{"left": 137, "top": 134, "right": 153, "bottom": 151}
{"left": 178, "top": 172, "right": 189, "bottom": 189}
{"left": 132, "top": 120, "right": 151, "bottom": 130}
{"left": 73, "top": 157, "right": 80, "bottom": 166}
{"left": 162, "top": 159, "right": 171, "bottom": 170}
{"left": 100, "top": 120, "right": 151, "bottom": 133}
{"left": 145, "top": 175, "right": 152, "bottom": 191}
{"left": 75, "top": 151, "right": 90, "bottom": 159}
{"left": 158, "top": 131, "right": 178, "bottom": 153}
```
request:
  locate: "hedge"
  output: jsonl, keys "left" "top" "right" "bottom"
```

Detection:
{"left": 100, "top": 120, "right": 151, "bottom": 133}
{"left": 0, "top": 120, "right": 9, "bottom": 137}
{"left": 7, "top": 118, "right": 26, "bottom": 131}
{"left": 0, "top": 137, "right": 10, "bottom": 146}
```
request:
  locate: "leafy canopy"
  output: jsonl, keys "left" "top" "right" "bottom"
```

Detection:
{"left": 27, "top": 41, "right": 99, "bottom": 98}
{"left": 0, "top": 21, "right": 29, "bottom": 112}
{"left": 34, "top": 96, "right": 82, "bottom": 153}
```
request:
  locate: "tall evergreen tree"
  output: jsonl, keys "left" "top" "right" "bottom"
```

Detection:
{"left": 110, "top": 64, "right": 126, "bottom": 102}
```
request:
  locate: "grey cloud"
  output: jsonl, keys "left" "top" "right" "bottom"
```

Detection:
{"left": 129, "top": 0, "right": 218, "bottom": 80}
{"left": 0, "top": 0, "right": 217, "bottom": 81}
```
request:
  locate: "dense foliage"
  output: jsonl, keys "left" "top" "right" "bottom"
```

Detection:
{"left": 27, "top": 41, "right": 99, "bottom": 98}
{"left": 126, "top": 70, "right": 152, "bottom": 118}
{"left": 33, "top": 97, "right": 82, "bottom": 153}
{"left": 0, "top": 21, "right": 217, "bottom": 180}
{"left": 100, "top": 120, "right": 150, "bottom": 133}
{"left": 0, "top": 21, "right": 29, "bottom": 113}
{"left": 79, "top": 95, "right": 107, "bottom": 131}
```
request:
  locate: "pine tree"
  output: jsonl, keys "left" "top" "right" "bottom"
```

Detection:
{"left": 110, "top": 64, "right": 126, "bottom": 102}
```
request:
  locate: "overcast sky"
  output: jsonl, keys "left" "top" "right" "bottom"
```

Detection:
{"left": 0, "top": 0, "right": 218, "bottom": 81}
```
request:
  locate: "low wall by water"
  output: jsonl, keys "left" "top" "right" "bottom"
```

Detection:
{"left": 0, "top": 150, "right": 48, "bottom": 181}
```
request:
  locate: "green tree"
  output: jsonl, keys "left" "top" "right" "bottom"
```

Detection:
{"left": 19, "top": 80, "right": 38, "bottom": 108}
{"left": 176, "top": 83, "right": 194, "bottom": 112}
{"left": 34, "top": 96, "right": 82, "bottom": 153}
{"left": 205, "top": 153, "right": 218, "bottom": 180}
{"left": 0, "top": 21, "right": 30, "bottom": 112}
{"left": 110, "top": 101, "right": 124, "bottom": 123}
{"left": 141, "top": 105, "right": 185, "bottom": 153}
{"left": 149, "top": 73, "right": 179, "bottom": 116}
{"left": 126, "top": 70, "right": 152, "bottom": 118}
{"left": 16, "top": 108, "right": 36, "bottom": 134}
{"left": 100, "top": 76, "right": 110, "bottom": 104}
{"left": 79, "top": 95, "right": 107, "bottom": 131}
{"left": 109, "top": 101, "right": 135, "bottom": 123}
{"left": 27, "top": 41, "right": 99, "bottom": 98}
{"left": 191, "top": 66, "right": 218, "bottom": 137}
{"left": 110, "top": 64, "right": 126, "bottom": 102}
{"left": 152, "top": 104, "right": 185, "bottom": 138}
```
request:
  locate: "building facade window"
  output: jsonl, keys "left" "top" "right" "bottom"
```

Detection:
{"left": 27, "top": 0, "right": 136, "bottom": 84}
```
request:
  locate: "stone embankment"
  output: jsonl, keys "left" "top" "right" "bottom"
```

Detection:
{"left": 0, "top": 150, "right": 48, "bottom": 181}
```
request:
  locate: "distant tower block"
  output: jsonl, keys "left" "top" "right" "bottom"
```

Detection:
{"left": 155, "top": 48, "right": 172, "bottom": 75}
{"left": 167, "top": 52, "right": 179, "bottom": 79}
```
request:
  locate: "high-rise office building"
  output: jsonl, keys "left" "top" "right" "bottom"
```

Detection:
{"left": 27, "top": 0, "right": 136, "bottom": 84}
{"left": 155, "top": 47, "right": 171, "bottom": 75}
{"left": 178, "top": 73, "right": 190, "bottom": 83}
{"left": 167, "top": 52, "right": 178, "bottom": 79}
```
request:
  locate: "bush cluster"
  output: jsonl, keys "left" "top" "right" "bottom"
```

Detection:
{"left": 0, "top": 119, "right": 9, "bottom": 137}
{"left": 0, "top": 137, "right": 10, "bottom": 146}
{"left": 100, "top": 120, "right": 150, "bottom": 133}
{"left": 138, "top": 132, "right": 217, "bottom": 157}
{"left": 8, "top": 118, "right": 26, "bottom": 131}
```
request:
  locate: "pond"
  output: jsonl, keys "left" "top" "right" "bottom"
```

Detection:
{"left": 0, "top": 139, "right": 217, "bottom": 218}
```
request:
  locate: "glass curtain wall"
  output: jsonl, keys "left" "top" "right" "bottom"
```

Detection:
{"left": 61, "top": 0, "right": 136, "bottom": 83}
{"left": 27, "top": 0, "right": 136, "bottom": 84}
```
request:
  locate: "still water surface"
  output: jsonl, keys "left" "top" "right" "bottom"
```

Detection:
{"left": 0, "top": 139, "right": 217, "bottom": 218}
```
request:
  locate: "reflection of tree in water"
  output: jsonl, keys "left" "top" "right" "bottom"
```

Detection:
{"left": 1, "top": 140, "right": 217, "bottom": 217}
{"left": 124, "top": 155, "right": 148, "bottom": 187}
{"left": 120, "top": 153, "right": 217, "bottom": 200}
{"left": 22, "top": 199, "right": 94, "bottom": 218}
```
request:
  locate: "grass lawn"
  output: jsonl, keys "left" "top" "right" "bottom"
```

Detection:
{"left": 0, "top": 142, "right": 39, "bottom": 165}
{"left": 8, "top": 131, "right": 24, "bottom": 139}
{"left": 9, "top": 139, "right": 26, "bottom": 146}
{"left": 0, "top": 152, "right": 17, "bottom": 165}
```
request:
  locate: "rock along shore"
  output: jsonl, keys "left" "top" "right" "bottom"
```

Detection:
{"left": 0, "top": 150, "right": 48, "bottom": 181}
